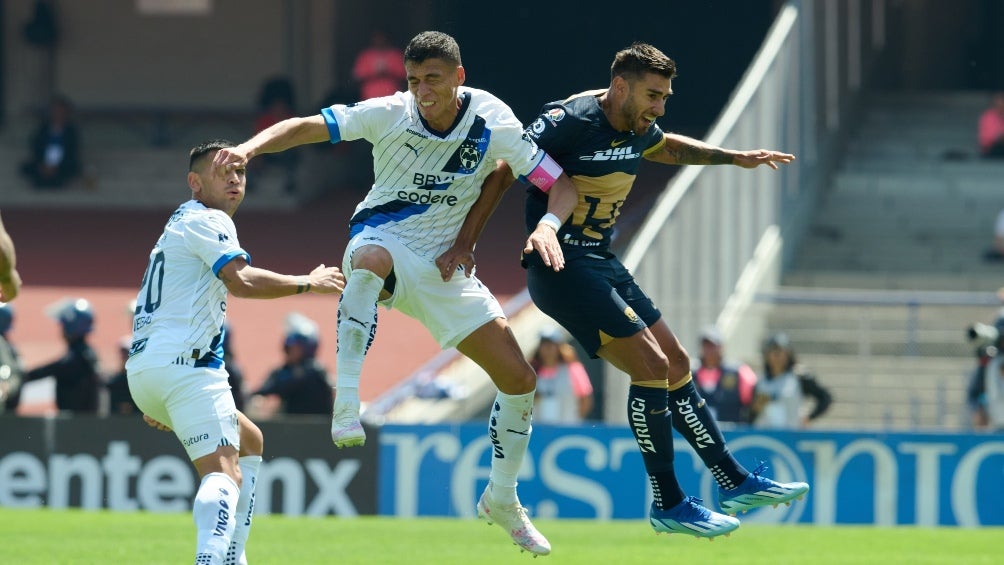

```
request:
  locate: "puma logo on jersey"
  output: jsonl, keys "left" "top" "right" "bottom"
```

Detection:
{"left": 347, "top": 316, "right": 370, "bottom": 329}
{"left": 404, "top": 142, "right": 421, "bottom": 157}
{"left": 218, "top": 233, "right": 229, "bottom": 242}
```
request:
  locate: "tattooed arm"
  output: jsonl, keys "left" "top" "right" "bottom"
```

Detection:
{"left": 645, "top": 133, "right": 794, "bottom": 169}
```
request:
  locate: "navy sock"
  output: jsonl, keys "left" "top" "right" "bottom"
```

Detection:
{"left": 667, "top": 379, "right": 749, "bottom": 490}
{"left": 628, "top": 384, "right": 685, "bottom": 510}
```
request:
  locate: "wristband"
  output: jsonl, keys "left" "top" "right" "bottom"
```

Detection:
{"left": 537, "top": 212, "right": 562, "bottom": 232}
{"left": 296, "top": 278, "right": 311, "bottom": 294}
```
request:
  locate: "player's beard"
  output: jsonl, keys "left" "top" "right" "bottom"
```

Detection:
{"left": 620, "top": 97, "right": 653, "bottom": 135}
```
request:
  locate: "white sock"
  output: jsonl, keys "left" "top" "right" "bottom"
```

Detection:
{"left": 487, "top": 390, "right": 534, "bottom": 505}
{"left": 336, "top": 269, "right": 382, "bottom": 406}
{"left": 224, "top": 456, "right": 262, "bottom": 565}
{"left": 194, "top": 472, "right": 240, "bottom": 565}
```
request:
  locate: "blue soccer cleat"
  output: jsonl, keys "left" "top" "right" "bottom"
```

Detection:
{"left": 649, "top": 496, "right": 740, "bottom": 540}
{"left": 717, "top": 462, "right": 810, "bottom": 515}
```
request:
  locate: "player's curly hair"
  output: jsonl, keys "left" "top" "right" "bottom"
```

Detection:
{"left": 611, "top": 42, "right": 677, "bottom": 82}
{"left": 189, "top": 139, "right": 236, "bottom": 171}
{"left": 404, "top": 31, "right": 462, "bottom": 66}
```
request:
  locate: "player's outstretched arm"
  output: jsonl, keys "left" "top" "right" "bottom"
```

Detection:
{"left": 212, "top": 115, "right": 331, "bottom": 171}
{"left": 0, "top": 211, "right": 22, "bottom": 302}
{"left": 646, "top": 133, "right": 795, "bottom": 170}
{"left": 436, "top": 160, "right": 516, "bottom": 282}
{"left": 524, "top": 173, "right": 578, "bottom": 272}
{"left": 218, "top": 258, "right": 345, "bottom": 299}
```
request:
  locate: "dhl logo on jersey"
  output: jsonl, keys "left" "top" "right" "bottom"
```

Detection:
{"left": 579, "top": 146, "right": 640, "bottom": 161}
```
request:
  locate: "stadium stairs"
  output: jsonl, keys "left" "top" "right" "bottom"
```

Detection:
{"left": 773, "top": 90, "right": 1004, "bottom": 431}
{"left": 0, "top": 110, "right": 301, "bottom": 211}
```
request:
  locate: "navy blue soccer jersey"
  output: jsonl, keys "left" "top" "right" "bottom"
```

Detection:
{"left": 524, "top": 90, "right": 665, "bottom": 254}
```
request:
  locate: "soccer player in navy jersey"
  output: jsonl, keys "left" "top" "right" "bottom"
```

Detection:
{"left": 455, "top": 42, "right": 804, "bottom": 539}
{"left": 213, "top": 31, "right": 580, "bottom": 556}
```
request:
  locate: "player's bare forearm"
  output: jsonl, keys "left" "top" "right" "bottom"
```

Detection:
{"left": 545, "top": 174, "right": 579, "bottom": 223}
{"left": 220, "top": 260, "right": 345, "bottom": 298}
{"left": 437, "top": 161, "right": 515, "bottom": 280}
{"left": 524, "top": 173, "right": 578, "bottom": 272}
{"left": 455, "top": 161, "right": 516, "bottom": 250}
{"left": 648, "top": 133, "right": 735, "bottom": 166}
{"left": 229, "top": 116, "right": 330, "bottom": 163}
{"left": 648, "top": 133, "right": 795, "bottom": 170}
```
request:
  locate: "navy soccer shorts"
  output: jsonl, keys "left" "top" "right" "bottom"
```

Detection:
{"left": 527, "top": 251, "right": 661, "bottom": 358}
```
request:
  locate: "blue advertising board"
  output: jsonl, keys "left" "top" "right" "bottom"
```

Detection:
{"left": 378, "top": 423, "right": 1004, "bottom": 526}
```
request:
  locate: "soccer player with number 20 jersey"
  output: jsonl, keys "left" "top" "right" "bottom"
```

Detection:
{"left": 127, "top": 140, "right": 344, "bottom": 564}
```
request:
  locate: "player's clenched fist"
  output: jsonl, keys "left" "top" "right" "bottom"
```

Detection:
{"left": 306, "top": 264, "right": 346, "bottom": 294}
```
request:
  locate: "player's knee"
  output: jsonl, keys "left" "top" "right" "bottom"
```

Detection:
{"left": 663, "top": 343, "right": 691, "bottom": 381}
{"left": 515, "top": 365, "right": 537, "bottom": 394}
{"left": 239, "top": 415, "right": 264, "bottom": 457}
{"left": 646, "top": 351, "right": 672, "bottom": 380}
{"left": 497, "top": 364, "right": 537, "bottom": 395}
{"left": 351, "top": 246, "right": 393, "bottom": 279}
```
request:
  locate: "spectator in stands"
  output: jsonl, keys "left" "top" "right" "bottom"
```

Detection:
{"left": 0, "top": 303, "right": 23, "bottom": 413}
{"left": 352, "top": 30, "right": 406, "bottom": 100}
{"left": 13, "top": 298, "right": 100, "bottom": 414}
{"left": 978, "top": 90, "right": 1004, "bottom": 159}
{"left": 528, "top": 327, "right": 594, "bottom": 424}
{"left": 106, "top": 336, "right": 139, "bottom": 416}
{"left": 254, "top": 76, "right": 299, "bottom": 192}
{"left": 966, "top": 309, "right": 1004, "bottom": 430}
{"left": 0, "top": 210, "right": 21, "bottom": 302}
{"left": 691, "top": 326, "right": 757, "bottom": 425}
{"left": 251, "top": 313, "right": 332, "bottom": 416}
{"left": 985, "top": 209, "right": 1004, "bottom": 261}
{"left": 19, "top": 95, "right": 82, "bottom": 189}
{"left": 752, "top": 332, "right": 832, "bottom": 429}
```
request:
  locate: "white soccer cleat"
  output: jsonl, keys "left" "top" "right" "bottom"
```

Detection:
{"left": 477, "top": 487, "right": 551, "bottom": 556}
{"left": 331, "top": 401, "right": 365, "bottom": 448}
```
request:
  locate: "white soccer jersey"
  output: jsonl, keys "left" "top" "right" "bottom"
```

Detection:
{"left": 322, "top": 86, "right": 562, "bottom": 260}
{"left": 125, "top": 200, "right": 249, "bottom": 373}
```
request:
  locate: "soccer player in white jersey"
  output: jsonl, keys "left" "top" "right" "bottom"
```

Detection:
{"left": 213, "top": 31, "right": 578, "bottom": 556}
{"left": 127, "top": 140, "right": 345, "bottom": 565}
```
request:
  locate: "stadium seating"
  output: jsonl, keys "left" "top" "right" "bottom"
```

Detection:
{"left": 772, "top": 90, "right": 1002, "bottom": 430}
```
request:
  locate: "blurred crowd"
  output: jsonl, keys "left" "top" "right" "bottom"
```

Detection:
{"left": 0, "top": 298, "right": 335, "bottom": 420}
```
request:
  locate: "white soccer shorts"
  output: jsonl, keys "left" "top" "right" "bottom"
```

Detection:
{"left": 342, "top": 225, "right": 505, "bottom": 349}
{"left": 128, "top": 364, "right": 240, "bottom": 461}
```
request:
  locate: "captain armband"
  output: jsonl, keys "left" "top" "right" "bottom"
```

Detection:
{"left": 524, "top": 153, "right": 564, "bottom": 192}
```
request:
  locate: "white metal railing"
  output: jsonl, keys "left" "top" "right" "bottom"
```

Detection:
{"left": 604, "top": 0, "right": 887, "bottom": 422}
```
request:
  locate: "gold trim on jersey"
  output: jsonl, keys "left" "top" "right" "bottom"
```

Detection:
{"left": 570, "top": 171, "right": 636, "bottom": 240}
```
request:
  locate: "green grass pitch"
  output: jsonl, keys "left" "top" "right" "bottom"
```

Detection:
{"left": 1, "top": 508, "right": 1000, "bottom": 564}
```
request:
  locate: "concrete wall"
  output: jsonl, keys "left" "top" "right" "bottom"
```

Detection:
{"left": 3, "top": 0, "right": 337, "bottom": 119}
